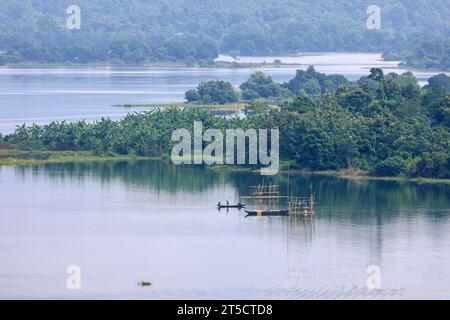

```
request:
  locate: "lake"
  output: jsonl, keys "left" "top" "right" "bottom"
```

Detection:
{"left": 0, "top": 161, "right": 449, "bottom": 299}
{"left": 0, "top": 53, "right": 447, "bottom": 134}
{"left": 1, "top": 53, "right": 450, "bottom": 300}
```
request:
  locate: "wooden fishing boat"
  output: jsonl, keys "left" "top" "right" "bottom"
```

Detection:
{"left": 245, "top": 210, "right": 289, "bottom": 217}
{"left": 217, "top": 203, "right": 246, "bottom": 209}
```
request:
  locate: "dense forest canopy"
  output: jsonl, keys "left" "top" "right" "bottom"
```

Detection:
{"left": 0, "top": 0, "right": 449, "bottom": 68}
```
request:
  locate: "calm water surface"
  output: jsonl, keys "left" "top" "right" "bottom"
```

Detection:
{"left": 0, "top": 161, "right": 449, "bottom": 299}
{"left": 0, "top": 53, "right": 446, "bottom": 134}
{"left": 1, "top": 53, "right": 449, "bottom": 299}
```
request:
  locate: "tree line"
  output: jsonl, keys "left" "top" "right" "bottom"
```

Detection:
{"left": 0, "top": 0, "right": 449, "bottom": 70}
{"left": 185, "top": 67, "right": 350, "bottom": 104}
{"left": 2, "top": 68, "right": 449, "bottom": 179}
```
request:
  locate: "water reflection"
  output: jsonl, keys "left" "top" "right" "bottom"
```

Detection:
{"left": 14, "top": 160, "right": 450, "bottom": 221}
{"left": 2, "top": 160, "right": 450, "bottom": 299}
{"left": 288, "top": 215, "right": 316, "bottom": 244}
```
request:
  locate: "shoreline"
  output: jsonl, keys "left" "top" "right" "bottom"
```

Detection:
{"left": 113, "top": 102, "right": 247, "bottom": 111}
{"left": 0, "top": 149, "right": 156, "bottom": 166}
{"left": 1, "top": 149, "right": 449, "bottom": 184}
{"left": 310, "top": 171, "right": 450, "bottom": 185}
{"left": 1, "top": 55, "right": 448, "bottom": 73}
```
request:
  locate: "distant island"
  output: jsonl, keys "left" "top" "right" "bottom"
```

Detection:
{"left": 1, "top": 68, "right": 449, "bottom": 181}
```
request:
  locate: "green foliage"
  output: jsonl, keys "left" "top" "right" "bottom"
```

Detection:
{"left": 189, "top": 80, "right": 240, "bottom": 104}
{"left": 5, "top": 71, "right": 450, "bottom": 179}
{"left": 185, "top": 89, "right": 200, "bottom": 103}
{"left": 239, "top": 71, "right": 287, "bottom": 100}
{"left": 284, "top": 67, "right": 349, "bottom": 95}
{"left": 368, "top": 68, "right": 385, "bottom": 82}
{"left": 424, "top": 74, "right": 450, "bottom": 93}
{"left": 0, "top": 1, "right": 449, "bottom": 68}
{"left": 413, "top": 152, "right": 450, "bottom": 179}
{"left": 186, "top": 69, "right": 350, "bottom": 103}
{"left": 405, "top": 37, "right": 450, "bottom": 71}
{"left": 336, "top": 86, "right": 373, "bottom": 113}
{"left": 243, "top": 99, "right": 271, "bottom": 116}
{"left": 371, "top": 156, "right": 408, "bottom": 177}
{"left": 421, "top": 86, "right": 449, "bottom": 125}
{"left": 444, "top": 107, "right": 450, "bottom": 128}
{"left": 281, "top": 95, "right": 317, "bottom": 113}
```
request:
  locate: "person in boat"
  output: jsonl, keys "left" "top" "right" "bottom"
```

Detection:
{"left": 226, "top": 200, "right": 229, "bottom": 206}
{"left": 218, "top": 202, "right": 221, "bottom": 207}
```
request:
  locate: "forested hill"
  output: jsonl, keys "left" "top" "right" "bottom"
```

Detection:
{"left": 0, "top": 0, "right": 449, "bottom": 67}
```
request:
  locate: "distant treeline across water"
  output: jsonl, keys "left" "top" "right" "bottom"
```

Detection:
{"left": 0, "top": 0, "right": 449, "bottom": 70}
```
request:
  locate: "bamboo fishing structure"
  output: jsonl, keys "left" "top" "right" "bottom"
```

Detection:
{"left": 287, "top": 193, "right": 315, "bottom": 216}
{"left": 241, "top": 180, "right": 316, "bottom": 216}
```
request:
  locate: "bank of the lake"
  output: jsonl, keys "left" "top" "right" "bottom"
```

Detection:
{"left": 113, "top": 102, "right": 247, "bottom": 113}
{"left": 311, "top": 170, "right": 450, "bottom": 185}
{"left": 2, "top": 149, "right": 449, "bottom": 185}
{"left": 0, "top": 149, "right": 155, "bottom": 166}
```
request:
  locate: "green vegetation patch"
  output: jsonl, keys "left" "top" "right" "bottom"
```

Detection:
{"left": 3, "top": 69, "right": 450, "bottom": 179}
{"left": 0, "top": 1, "right": 449, "bottom": 70}
{"left": 0, "top": 149, "right": 151, "bottom": 166}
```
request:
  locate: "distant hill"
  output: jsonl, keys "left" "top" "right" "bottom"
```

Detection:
{"left": 0, "top": 0, "right": 449, "bottom": 68}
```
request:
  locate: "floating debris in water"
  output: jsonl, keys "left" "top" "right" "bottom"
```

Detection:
{"left": 138, "top": 281, "right": 152, "bottom": 287}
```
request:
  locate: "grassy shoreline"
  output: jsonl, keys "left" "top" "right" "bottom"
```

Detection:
{"left": 0, "top": 149, "right": 156, "bottom": 166}
{"left": 310, "top": 171, "right": 450, "bottom": 185}
{"left": 113, "top": 102, "right": 246, "bottom": 112}
{"left": 2, "top": 60, "right": 443, "bottom": 72}
{"left": 1, "top": 149, "right": 449, "bottom": 184}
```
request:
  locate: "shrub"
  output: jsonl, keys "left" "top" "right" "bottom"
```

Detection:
{"left": 185, "top": 80, "right": 239, "bottom": 104}
{"left": 185, "top": 89, "right": 200, "bottom": 103}
{"left": 411, "top": 152, "right": 450, "bottom": 179}
{"left": 371, "top": 156, "right": 408, "bottom": 177}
